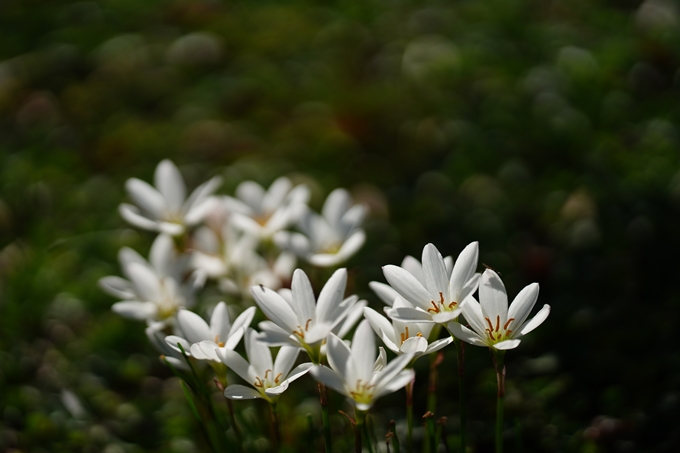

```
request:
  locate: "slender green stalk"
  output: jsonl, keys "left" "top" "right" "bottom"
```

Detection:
{"left": 405, "top": 376, "right": 414, "bottom": 453}
{"left": 355, "top": 410, "right": 365, "bottom": 453}
{"left": 387, "top": 420, "right": 401, "bottom": 453}
{"left": 423, "top": 412, "right": 435, "bottom": 453}
{"left": 318, "top": 381, "right": 333, "bottom": 453}
{"left": 364, "top": 414, "right": 375, "bottom": 453}
{"left": 270, "top": 402, "right": 281, "bottom": 453}
{"left": 493, "top": 351, "right": 506, "bottom": 453}
{"left": 427, "top": 352, "right": 443, "bottom": 414}
{"left": 454, "top": 338, "right": 467, "bottom": 453}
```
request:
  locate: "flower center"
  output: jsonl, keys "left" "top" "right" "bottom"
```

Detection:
{"left": 427, "top": 292, "right": 457, "bottom": 314}
{"left": 399, "top": 327, "right": 423, "bottom": 345}
{"left": 292, "top": 319, "right": 313, "bottom": 339}
{"left": 253, "top": 369, "right": 283, "bottom": 389}
{"left": 213, "top": 335, "right": 226, "bottom": 348}
{"left": 484, "top": 315, "right": 515, "bottom": 343}
{"left": 350, "top": 379, "right": 375, "bottom": 405}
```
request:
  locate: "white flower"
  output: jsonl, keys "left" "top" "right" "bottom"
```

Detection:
{"left": 309, "top": 320, "right": 415, "bottom": 411}
{"left": 363, "top": 299, "right": 452, "bottom": 358}
{"left": 165, "top": 303, "right": 256, "bottom": 362}
{"left": 252, "top": 268, "right": 358, "bottom": 360}
{"left": 119, "top": 159, "right": 222, "bottom": 236}
{"left": 223, "top": 177, "right": 309, "bottom": 239}
{"left": 383, "top": 242, "right": 480, "bottom": 324}
{"left": 218, "top": 328, "right": 312, "bottom": 402}
{"left": 100, "top": 234, "right": 200, "bottom": 324}
{"left": 447, "top": 269, "right": 550, "bottom": 350}
{"left": 274, "top": 188, "right": 366, "bottom": 267}
{"left": 191, "top": 225, "right": 295, "bottom": 299}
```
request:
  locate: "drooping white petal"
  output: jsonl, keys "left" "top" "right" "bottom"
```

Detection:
{"left": 111, "top": 301, "right": 157, "bottom": 320}
{"left": 291, "top": 269, "right": 316, "bottom": 324}
{"left": 422, "top": 244, "right": 450, "bottom": 300}
{"left": 376, "top": 328, "right": 400, "bottom": 354}
{"left": 518, "top": 304, "right": 550, "bottom": 336}
{"left": 507, "top": 283, "right": 540, "bottom": 330}
{"left": 284, "top": 362, "right": 313, "bottom": 384}
{"left": 176, "top": 309, "right": 212, "bottom": 344}
{"left": 309, "top": 366, "right": 347, "bottom": 396}
{"left": 154, "top": 160, "right": 186, "bottom": 211}
{"left": 479, "top": 269, "right": 508, "bottom": 322}
{"left": 315, "top": 268, "right": 347, "bottom": 324}
{"left": 449, "top": 241, "right": 479, "bottom": 300}
{"left": 264, "top": 381, "right": 289, "bottom": 396}
{"left": 99, "top": 276, "right": 135, "bottom": 299}
{"left": 119, "top": 204, "right": 160, "bottom": 231}
{"left": 125, "top": 178, "right": 166, "bottom": 218}
{"left": 224, "top": 385, "right": 262, "bottom": 400}
{"left": 251, "top": 286, "right": 299, "bottom": 333}
{"left": 383, "top": 265, "right": 432, "bottom": 309}
{"left": 164, "top": 335, "right": 191, "bottom": 353}
{"left": 446, "top": 322, "right": 487, "bottom": 346}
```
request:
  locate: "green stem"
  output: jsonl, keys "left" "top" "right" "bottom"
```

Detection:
{"left": 318, "top": 381, "right": 332, "bottom": 453}
{"left": 364, "top": 414, "right": 375, "bottom": 453}
{"left": 405, "top": 376, "right": 414, "bottom": 453}
{"left": 270, "top": 402, "right": 281, "bottom": 453}
{"left": 493, "top": 351, "right": 506, "bottom": 453}
{"left": 355, "top": 410, "right": 365, "bottom": 453}
{"left": 388, "top": 420, "right": 401, "bottom": 453}
{"left": 427, "top": 351, "right": 443, "bottom": 414}
{"left": 454, "top": 338, "right": 467, "bottom": 453}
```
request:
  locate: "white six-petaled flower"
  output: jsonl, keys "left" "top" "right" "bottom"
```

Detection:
{"left": 100, "top": 234, "right": 200, "bottom": 324}
{"left": 223, "top": 177, "right": 310, "bottom": 239}
{"left": 383, "top": 242, "right": 480, "bottom": 325}
{"left": 252, "top": 268, "right": 359, "bottom": 360}
{"left": 309, "top": 320, "right": 415, "bottom": 411}
{"left": 119, "top": 159, "right": 222, "bottom": 236}
{"left": 165, "top": 302, "right": 256, "bottom": 362}
{"left": 275, "top": 188, "right": 366, "bottom": 267}
{"left": 447, "top": 269, "right": 550, "bottom": 350}
{"left": 218, "top": 328, "right": 312, "bottom": 402}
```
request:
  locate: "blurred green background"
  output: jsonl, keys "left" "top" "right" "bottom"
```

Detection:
{"left": 1, "top": 0, "right": 680, "bottom": 451}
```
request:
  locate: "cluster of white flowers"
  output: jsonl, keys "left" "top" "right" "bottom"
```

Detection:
{"left": 101, "top": 159, "right": 550, "bottom": 415}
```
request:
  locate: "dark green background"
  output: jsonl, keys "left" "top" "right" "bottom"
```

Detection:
{"left": 1, "top": 0, "right": 679, "bottom": 451}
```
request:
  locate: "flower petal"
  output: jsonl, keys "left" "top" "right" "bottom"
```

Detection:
{"left": 351, "top": 320, "right": 376, "bottom": 383}
{"left": 251, "top": 286, "right": 299, "bottom": 333}
{"left": 446, "top": 322, "right": 487, "bottom": 347}
{"left": 176, "top": 309, "right": 212, "bottom": 344}
{"left": 309, "top": 365, "right": 347, "bottom": 397}
{"left": 385, "top": 307, "right": 434, "bottom": 323}
{"left": 334, "top": 299, "right": 367, "bottom": 338}
{"left": 478, "top": 269, "right": 508, "bottom": 322}
{"left": 369, "top": 282, "right": 401, "bottom": 307}
{"left": 449, "top": 241, "right": 479, "bottom": 300}
{"left": 164, "top": 335, "right": 191, "bottom": 354}
{"left": 119, "top": 204, "right": 159, "bottom": 231}
{"left": 373, "top": 369, "right": 415, "bottom": 400}
{"left": 322, "top": 188, "right": 351, "bottom": 227}
{"left": 430, "top": 310, "right": 462, "bottom": 324}
{"left": 184, "top": 197, "right": 219, "bottom": 226}
{"left": 111, "top": 301, "right": 157, "bottom": 320}
{"left": 217, "top": 349, "right": 254, "bottom": 383}
{"left": 422, "top": 243, "right": 449, "bottom": 299}
{"left": 424, "top": 336, "right": 454, "bottom": 354}
{"left": 183, "top": 176, "right": 222, "bottom": 214}
{"left": 149, "top": 234, "right": 174, "bottom": 276}
{"left": 285, "top": 362, "right": 313, "bottom": 383}
{"left": 190, "top": 341, "right": 220, "bottom": 361}
{"left": 125, "top": 178, "right": 166, "bottom": 218}
{"left": 399, "top": 336, "right": 428, "bottom": 354}
{"left": 274, "top": 346, "right": 300, "bottom": 380}
{"left": 127, "top": 262, "right": 162, "bottom": 302}
{"left": 154, "top": 160, "right": 186, "bottom": 211}
{"left": 326, "top": 333, "right": 352, "bottom": 378}
{"left": 262, "top": 177, "right": 292, "bottom": 213}
{"left": 493, "top": 339, "right": 522, "bottom": 350}
{"left": 291, "top": 269, "right": 316, "bottom": 324}
{"left": 265, "top": 381, "right": 289, "bottom": 396}
{"left": 383, "top": 265, "right": 432, "bottom": 309}
{"left": 316, "top": 268, "right": 347, "bottom": 325}
{"left": 209, "top": 302, "right": 231, "bottom": 342}
{"left": 99, "top": 276, "right": 135, "bottom": 299}
{"left": 507, "top": 283, "right": 540, "bottom": 331}
{"left": 245, "top": 328, "right": 273, "bottom": 376}
{"left": 518, "top": 304, "right": 550, "bottom": 336}
{"left": 363, "top": 307, "right": 398, "bottom": 345}
{"left": 224, "top": 385, "right": 262, "bottom": 400}
{"left": 228, "top": 307, "right": 257, "bottom": 342}
{"left": 236, "top": 181, "right": 265, "bottom": 212}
